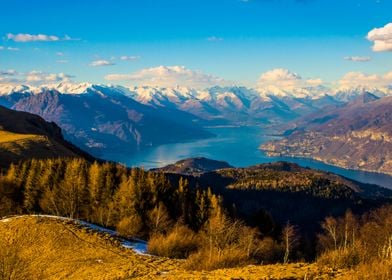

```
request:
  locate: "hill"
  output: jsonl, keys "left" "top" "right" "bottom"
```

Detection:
{"left": 0, "top": 216, "right": 346, "bottom": 279}
{"left": 261, "top": 94, "right": 392, "bottom": 175}
{"left": 0, "top": 105, "right": 93, "bottom": 168}
{"left": 156, "top": 160, "right": 392, "bottom": 237}
{"left": 151, "top": 157, "right": 232, "bottom": 175}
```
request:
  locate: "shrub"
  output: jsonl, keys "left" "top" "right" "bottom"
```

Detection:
{"left": 344, "top": 260, "right": 392, "bottom": 280}
{"left": 318, "top": 247, "right": 361, "bottom": 269}
{"left": 185, "top": 246, "right": 250, "bottom": 271}
{"left": 253, "top": 237, "right": 283, "bottom": 264}
{"left": 148, "top": 225, "right": 200, "bottom": 258}
{"left": 116, "top": 215, "right": 144, "bottom": 238}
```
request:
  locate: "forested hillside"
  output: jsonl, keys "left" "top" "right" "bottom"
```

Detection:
{"left": 1, "top": 158, "right": 391, "bottom": 273}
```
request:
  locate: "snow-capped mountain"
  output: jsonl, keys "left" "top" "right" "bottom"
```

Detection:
{"left": 127, "top": 85, "right": 342, "bottom": 124}
{"left": 0, "top": 84, "right": 32, "bottom": 95}
{"left": 331, "top": 86, "right": 391, "bottom": 102}
{"left": 2, "top": 82, "right": 392, "bottom": 125}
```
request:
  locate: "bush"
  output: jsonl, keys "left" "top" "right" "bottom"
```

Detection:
{"left": 185, "top": 246, "right": 250, "bottom": 271}
{"left": 148, "top": 225, "right": 200, "bottom": 258}
{"left": 344, "top": 260, "right": 392, "bottom": 280}
{"left": 318, "top": 247, "right": 361, "bottom": 269}
{"left": 116, "top": 215, "right": 144, "bottom": 238}
{"left": 253, "top": 237, "right": 283, "bottom": 264}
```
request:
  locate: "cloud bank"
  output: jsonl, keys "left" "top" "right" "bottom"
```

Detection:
{"left": 338, "top": 71, "right": 392, "bottom": 89}
{"left": 257, "top": 68, "right": 323, "bottom": 90}
{"left": 0, "top": 69, "right": 73, "bottom": 85}
{"left": 105, "top": 66, "right": 228, "bottom": 88}
{"left": 367, "top": 23, "right": 392, "bottom": 52}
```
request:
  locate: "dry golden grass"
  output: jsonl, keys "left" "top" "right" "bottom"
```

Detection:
{"left": 336, "top": 260, "right": 392, "bottom": 280}
{"left": 0, "top": 216, "right": 181, "bottom": 279}
{"left": 0, "top": 131, "right": 40, "bottom": 144}
{"left": 0, "top": 130, "right": 81, "bottom": 168}
{"left": 0, "top": 216, "right": 346, "bottom": 279}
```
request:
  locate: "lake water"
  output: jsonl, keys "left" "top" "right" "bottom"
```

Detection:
{"left": 102, "top": 126, "right": 392, "bottom": 189}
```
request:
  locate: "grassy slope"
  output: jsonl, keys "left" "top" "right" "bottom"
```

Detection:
{"left": 0, "top": 105, "right": 95, "bottom": 168}
{"left": 0, "top": 130, "right": 82, "bottom": 168}
{"left": 0, "top": 216, "right": 346, "bottom": 280}
{"left": 0, "top": 131, "right": 38, "bottom": 143}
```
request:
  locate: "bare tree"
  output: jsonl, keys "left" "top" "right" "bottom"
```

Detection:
{"left": 321, "top": 216, "right": 338, "bottom": 250}
{"left": 282, "top": 222, "right": 299, "bottom": 264}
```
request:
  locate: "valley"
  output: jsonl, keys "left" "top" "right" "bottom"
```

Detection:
{"left": 1, "top": 83, "right": 392, "bottom": 183}
{"left": 102, "top": 126, "right": 392, "bottom": 189}
{"left": 2, "top": 1, "right": 392, "bottom": 279}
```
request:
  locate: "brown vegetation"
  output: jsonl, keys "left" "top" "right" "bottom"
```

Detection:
{"left": 317, "top": 205, "right": 392, "bottom": 279}
{"left": 0, "top": 216, "right": 346, "bottom": 280}
{"left": 1, "top": 157, "right": 391, "bottom": 277}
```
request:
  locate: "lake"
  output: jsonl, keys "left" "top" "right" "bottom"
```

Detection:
{"left": 102, "top": 126, "right": 392, "bottom": 189}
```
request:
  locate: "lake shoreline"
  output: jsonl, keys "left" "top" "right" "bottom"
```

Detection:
{"left": 100, "top": 126, "right": 392, "bottom": 189}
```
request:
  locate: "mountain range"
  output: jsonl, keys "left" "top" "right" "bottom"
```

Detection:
{"left": 0, "top": 84, "right": 213, "bottom": 157}
{"left": 2, "top": 83, "right": 390, "bottom": 127}
{"left": 1, "top": 82, "right": 391, "bottom": 175}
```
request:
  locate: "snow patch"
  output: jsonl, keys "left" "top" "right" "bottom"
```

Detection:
{"left": 0, "top": 215, "right": 149, "bottom": 255}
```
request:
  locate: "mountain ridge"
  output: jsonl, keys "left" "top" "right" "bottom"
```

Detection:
{"left": 0, "top": 105, "right": 94, "bottom": 167}
{"left": 261, "top": 94, "right": 392, "bottom": 175}
{"left": 1, "top": 88, "right": 213, "bottom": 157}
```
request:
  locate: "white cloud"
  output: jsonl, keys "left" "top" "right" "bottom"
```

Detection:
{"left": 25, "top": 71, "right": 73, "bottom": 83}
{"left": 257, "top": 68, "right": 322, "bottom": 90}
{"left": 0, "top": 69, "right": 19, "bottom": 84}
{"left": 306, "top": 78, "right": 323, "bottom": 86}
{"left": 338, "top": 71, "right": 392, "bottom": 89}
{"left": 56, "top": 60, "right": 69, "bottom": 64}
{"left": 56, "top": 52, "right": 64, "bottom": 56}
{"left": 0, "top": 46, "right": 19, "bottom": 51}
{"left": 89, "top": 60, "right": 115, "bottom": 67}
{"left": 120, "top": 55, "right": 140, "bottom": 61}
{"left": 0, "top": 69, "right": 17, "bottom": 76}
{"left": 367, "top": 23, "right": 392, "bottom": 52}
{"left": 7, "top": 47, "right": 19, "bottom": 51}
{"left": 344, "top": 56, "right": 371, "bottom": 62}
{"left": 0, "top": 69, "right": 74, "bottom": 85}
{"left": 6, "top": 33, "right": 75, "bottom": 43}
{"left": 105, "top": 65, "right": 228, "bottom": 88}
{"left": 207, "top": 36, "right": 224, "bottom": 42}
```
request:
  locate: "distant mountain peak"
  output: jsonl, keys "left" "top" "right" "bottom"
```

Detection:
{"left": 360, "top": 92, "right": 380, "bottom": 103}
{"left": 347, "top": 91, "right": 380, "bottom": 107}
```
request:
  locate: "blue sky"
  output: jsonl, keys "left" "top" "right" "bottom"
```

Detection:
{"left": 0, "top": 0, "right": 392, "bottom": 88}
